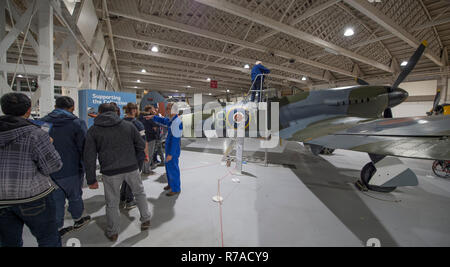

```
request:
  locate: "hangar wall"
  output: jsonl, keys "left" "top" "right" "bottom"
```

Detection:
{"left": 392, "top": 79, "right": 449, "bottom": 117}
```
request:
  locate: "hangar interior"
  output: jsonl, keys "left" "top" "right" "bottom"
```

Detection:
{"left": 0, "top": 0, "right": 449, "bottom": 247}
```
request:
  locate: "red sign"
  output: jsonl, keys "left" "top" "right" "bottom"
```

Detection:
{"left": 210, "top": 80, "right": 218, "bottom": 88}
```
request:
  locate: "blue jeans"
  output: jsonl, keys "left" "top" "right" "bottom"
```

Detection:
{"left": 53, "top": 174, "right": 84, "bottom": 229}
{"left": 0, "top": 194, "right": 61, "bottom": 247}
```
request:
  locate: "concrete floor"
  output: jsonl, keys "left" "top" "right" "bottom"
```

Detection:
{"left": 22, "top": 138, "right": 450, "bottom": 247}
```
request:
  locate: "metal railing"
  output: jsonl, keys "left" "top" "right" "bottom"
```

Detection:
{"left": 243, "top": 73, "right": 276, "bottom": 103}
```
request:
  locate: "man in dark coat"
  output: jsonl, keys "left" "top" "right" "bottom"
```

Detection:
{"left": 84, "top": 103, "right": 151, "bottom": 242}
{"left": 41, "top": 96, "right": 91, "bottom": 236}
{"left": 250, "top": 61, "right": 270, "bottom": 102}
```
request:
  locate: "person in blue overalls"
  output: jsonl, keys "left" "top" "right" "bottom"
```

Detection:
{"left": 147, "top": 103, "right": 183, "bottom": 197}
{"left": 250, "top": 61, "right": 271, "bottom": 102}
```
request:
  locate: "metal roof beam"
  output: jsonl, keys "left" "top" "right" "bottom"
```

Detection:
{"left": 112, "top": 25, "right": 326, "bottom": 81}
{"left": 116, "top": 56, "right": 288, "bottom": 87}
{"left": 119, "top": 68, "right": 247, "bottom": 89}
{"left": 252, "top": 0, "right": 341, "bottom": 44}
{"left": 102, "top": 0, "right": 122, "bottom": 90}
{"left": 192, "top": 0, "right": 392, "bottom": 73}
{"left": 114, "top": 39, "right": 307, "bottom": 86}
{"left": 103, "top": 0, "right": 355, "bottom": 77}
{"left": 344, "top": 0, "right": 444, "bottom": 67}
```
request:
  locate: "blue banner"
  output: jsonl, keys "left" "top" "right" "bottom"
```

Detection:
{"left": 79, "top": 89, "right": 136, "bottom": 128}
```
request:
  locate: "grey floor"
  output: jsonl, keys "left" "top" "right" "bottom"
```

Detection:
{"left": 22, "top": 138, "right": 450, "bottom": 247}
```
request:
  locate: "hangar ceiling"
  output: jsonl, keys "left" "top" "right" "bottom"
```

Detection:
{"left": 6, "top": 0, "right": 450, "bottom": 96}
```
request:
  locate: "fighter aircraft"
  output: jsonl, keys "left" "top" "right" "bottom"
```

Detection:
{"left": 268, "top": 41, "right": 450, "bottom": 192}
{"left": 182, "top": 41, "right": 450, "bottom": 193}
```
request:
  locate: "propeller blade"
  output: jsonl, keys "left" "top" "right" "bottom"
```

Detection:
{"left": 391, "top": 40, "right": 428, "bottom": 90}
{"left": 431, "top": 89, "right": 442, "bottom": 112}
{"left": 383, "top": 108, "right": 393, "bottom": 119}
{"left": 355, "top": 77, "right": 369, "bottom": 86}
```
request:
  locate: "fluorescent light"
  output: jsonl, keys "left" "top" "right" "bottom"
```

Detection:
{"left": 134, "top": 86, "right": 138, "bottom": 88}
{"left": 302, "top": 76, "right": 307, "bottom": 81}
{"left": 137, "top": 80, "right": 141, "bottom": 83}
{"left": 344, "top": 28, "right": 354, "bottom": 37}
{"left": 141, "top": 69, "right": 146, "bottom": 73}
{"left": 151, "top": 46, "right": 159, "bottom": 52}
{"left": 207, "top": 78, "right": 211, "bottom": 81}
{"left": 226, "top": 89, "right": 230, "bottom": 92}
{"left": 187, "top": 85, "right": 191, "bottom": 88}
{"left": 209, "top": 93, "right": 212, "bottom": 96}
{"left": 401, "top": 61, "right": 408, "bottom": 67}
{"left": 244, "top": 64, "right": 250, "bottom": 69}
{"left": 17, "top": 74, "right": 23, "bottom": 78}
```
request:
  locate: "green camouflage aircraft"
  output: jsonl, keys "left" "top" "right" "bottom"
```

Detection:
{"left": 181, "top": 41, "right": 450, "bottom": 193}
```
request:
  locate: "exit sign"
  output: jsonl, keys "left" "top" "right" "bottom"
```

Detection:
{"left": 210, "top": 80, "right": 218, "bottom": 88}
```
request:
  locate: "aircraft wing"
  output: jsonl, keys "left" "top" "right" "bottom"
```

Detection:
{"left": 291, "top": 115, "right": 450, "bottom": 161}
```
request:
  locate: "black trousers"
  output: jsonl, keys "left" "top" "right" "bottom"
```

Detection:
{"left": 250, "top": 78, "right": 263, "bottom": 102}
{"left": 120, "top": 162, "right": 143, "bottom": 203}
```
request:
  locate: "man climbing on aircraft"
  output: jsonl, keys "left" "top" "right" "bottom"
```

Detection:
{"left": 250, "top": 61, "right": 270, "bottom": 102}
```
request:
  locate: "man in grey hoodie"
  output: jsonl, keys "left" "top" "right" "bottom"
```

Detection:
{"left": 0, "top": 93, "right": 63, "bottom": 247}
{"left": 84, "top": 103, "right": 151, "bottom": 242}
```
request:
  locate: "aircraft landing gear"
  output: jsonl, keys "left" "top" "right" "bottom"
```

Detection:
{"left": 432, "top": 160, "right": 450, "bottom": 178}
{"left": 356, "top": 155, "right": 418, "bottom": 193}
{"left": 359, "top": 162, "right": 397, "bottom": 193}
{"left": 319, "top": 148, "right": 335, "bottom": 155}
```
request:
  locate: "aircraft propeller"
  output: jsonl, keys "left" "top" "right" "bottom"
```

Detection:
{"left": 427, "top": 89, "right": 442, "bottom": 115}
{"left": 354, "top": 41, "right": 428, "bottom": 118}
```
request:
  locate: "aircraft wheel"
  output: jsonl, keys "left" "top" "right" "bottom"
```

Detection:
{"left": 432, "top": 160, "right": 450, "bottom": 178}
{"left": 320, "top": 148, "right": 335, "bottom": 155}
{"left": 360, "top": 162, "right": 397, "bottom": 193}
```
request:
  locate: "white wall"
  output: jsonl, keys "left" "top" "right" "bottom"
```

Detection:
{"left": 447, "top": 78, "right": 450, "bottom": 102}
{"left": 398, "top": 80, "right": 437, "bottom": 97}
{"left": 393, "top": 80, "right": 443, "bottom": 117}
{"left": 392, "top": 101, "right": 433, "bottom": 117}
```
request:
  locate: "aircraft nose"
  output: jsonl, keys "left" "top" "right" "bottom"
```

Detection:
{"left": 388, "top": 88, "right": 409, "bottom": 107}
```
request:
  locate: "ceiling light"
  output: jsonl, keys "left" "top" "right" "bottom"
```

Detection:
{"left": 226, "top": 89, "right": 230, "bottom": 92}
{"left": 207, "top": 78, "right": 211, "bottom": 81}
{"left": 187, "top": 85, "right": 191, "bottom": 88}
{"left": 302, "top": 76, "right": 307, "bottom": 81}
{"left": 344, "top": 28, "right": 354, "bottom": 37}
{"left": 401, "top": 61, "right": 408, "bottom": 67}
{"left": 209, "top": 93, "right": 212, "bottom": 96}
{"left": 141, "top": 69, "right": 146, "bottom": 73}
{"left": 134, "top": 86, "right": 138, "bottom": 88}
{"left": 137, "top": 80, "right": 141, "bottom": 83}
{"left": 151, "top": 46, "right": 159, "bottom": 53}
{"left": 17, "top": 74, "right": 23, "bottom": 78}
{"left": 244, "top": 64, "right": 250, "bottom": 69}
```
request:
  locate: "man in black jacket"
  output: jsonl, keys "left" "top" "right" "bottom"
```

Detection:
{"left": 84, "top": 103, "right": 151, "bottom": 242}
{"left": 41, "top": 96, "right": 91, "bottom": 236}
